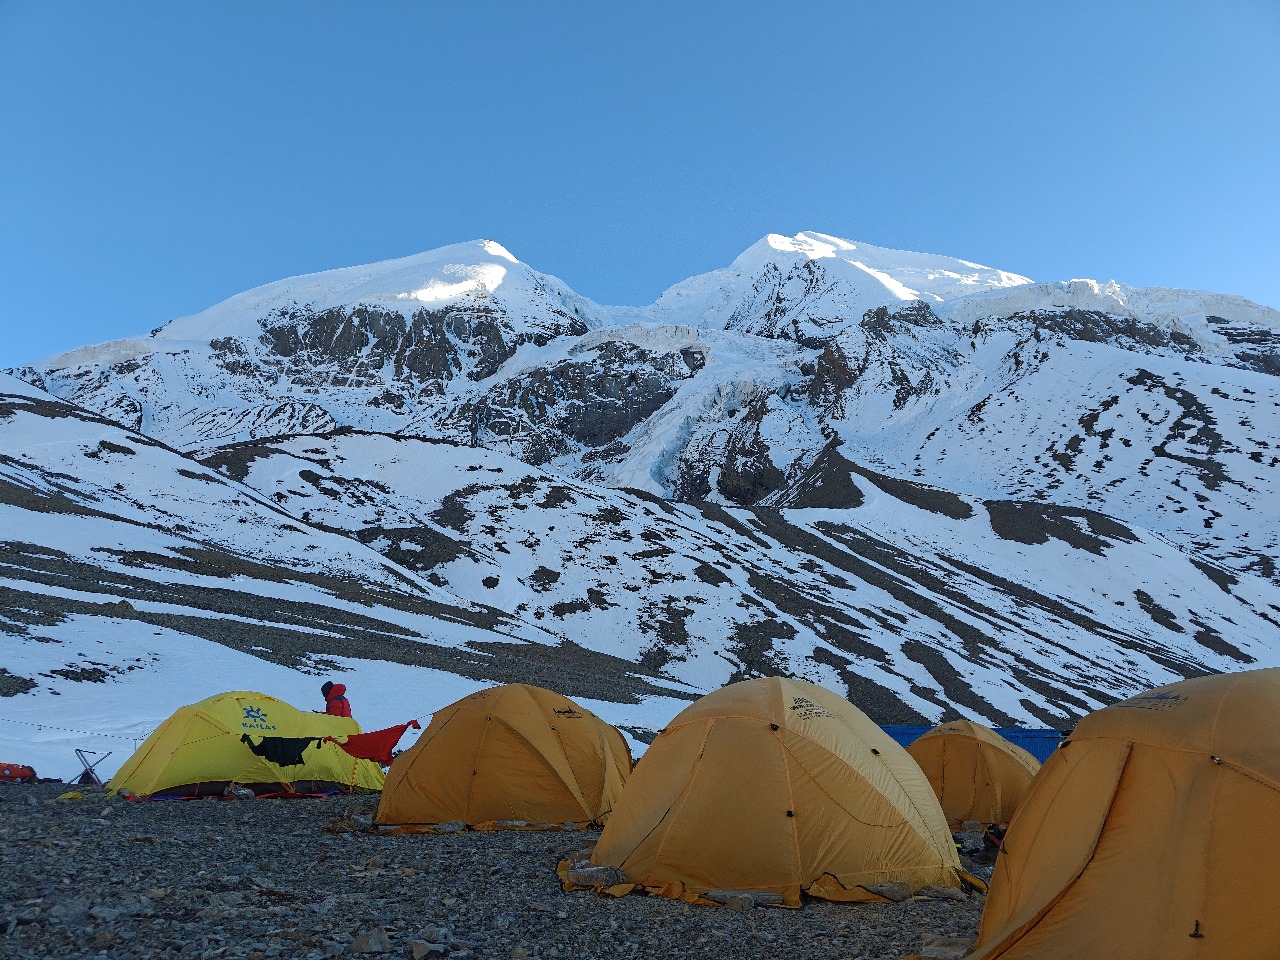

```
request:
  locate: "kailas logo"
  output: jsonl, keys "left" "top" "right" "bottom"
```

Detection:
{"left": 554, "top": 708, "right": 583, "bottom": 719}
{"left": 1115, "top": 691, "right": 1187, "bottom": 711}
{"left": 241, "top": 705, "right": 277, "bottom": 731}
{"left": 789, "top": 696, "right": 834, "bottom": 720}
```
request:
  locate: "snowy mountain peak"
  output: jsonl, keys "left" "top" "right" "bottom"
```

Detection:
{"left": 30, "top": 238, "right": 598, "bottom": 380}
{"left": 154, "top": 239, "right": 539, "bottom": 343}
{"left": 642, "top": 231, "right": 1036, "bottom": 334}
{"left": 730, "top": 231, "right": 1035, "bottom": 300}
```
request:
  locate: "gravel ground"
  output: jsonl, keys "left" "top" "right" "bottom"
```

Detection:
{"left": 2, "top": 783, "right": 984, "bottom": 960}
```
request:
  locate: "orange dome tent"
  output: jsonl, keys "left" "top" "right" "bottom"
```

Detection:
{"left": 906, "top": 719, "right": 1040, "bottom": 826}
{"left": 569, "top": 677, "right": 971, "bottom": 907}
{"left": 375, "top": 684, "right": 631, "bottom": 832}
{"left": 971, "top": 668, "right": 1280, "bottom": 960}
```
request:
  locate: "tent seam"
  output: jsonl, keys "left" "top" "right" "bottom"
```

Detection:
{"left": 982, "top": 740, "right": 1134, "bottom": 958}
{"left": 646, "top": 719, "right": 716, "bottom": 875}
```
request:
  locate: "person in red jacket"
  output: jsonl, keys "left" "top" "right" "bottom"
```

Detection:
{"left": 320, "top": 681, "right": 352, "bottom": 718}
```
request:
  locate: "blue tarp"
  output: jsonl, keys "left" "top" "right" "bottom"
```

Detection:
{"left": 881, "top": 725, "right": 1066, "bottom": 764}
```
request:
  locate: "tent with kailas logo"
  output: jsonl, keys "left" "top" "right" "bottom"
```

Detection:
{"left": 970, "top": 669, "right": 1280, "bottom": 960}
{"left": 375, "top": 683, "right": 631, "bottom": 832}
{"left": 107, "top": 691, "right": 384, "bottom": 798}
{"left": 565, "top": 677, "right": 973, "bottom": 907}
{"left": 906, "top": 719, "right": 1040, "bottom": 826}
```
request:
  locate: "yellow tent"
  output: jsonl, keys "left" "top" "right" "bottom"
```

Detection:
{"left": 971, "top": 668, "right": 1280, "bottom": 960}
{"left": 375, "top": 683, "right": 631, "bottom": 832}
{"left": 572, "top": 677, "right": 969, "bottom": 907}
{"left": 107, "top": 690, "right": 384, "bottom": 798}
{"left": 906, "top": 719, "right": 1040, "bottom": 826}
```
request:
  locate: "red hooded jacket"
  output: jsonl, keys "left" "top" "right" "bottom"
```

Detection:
{"left": 324, "top": 683, "right": 353, "bottom": 718}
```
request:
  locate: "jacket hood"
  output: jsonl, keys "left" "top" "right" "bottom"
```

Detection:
{"left": 327, "top": 683, "right": 347, "bottom": 699}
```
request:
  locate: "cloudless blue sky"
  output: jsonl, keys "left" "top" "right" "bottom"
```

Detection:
{"left": 2, "top": 1, "right": 1277, "bottom": 367}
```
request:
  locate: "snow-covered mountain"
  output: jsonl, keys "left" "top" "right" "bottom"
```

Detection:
{"left": 5, "top": 232, "right": 1279, "bottom": 777}
{"left": 16, "top": 231, "right": 1278, "bottom": 582}
{"left": 4, "top": 374, "right": 1276, "bottom": 777}
{"left": 198, "top": 429, "right": 1278, "bottom": 722}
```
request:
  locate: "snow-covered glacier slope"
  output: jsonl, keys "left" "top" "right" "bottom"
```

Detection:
{"left": 816, "top": 307, "right": 1280, "bottom": 583}
{"left": 7, "top": 232, "right": 1038, "bottom": 454}
{"left": 940, "top": 277, "right": 1280, "bottom": 356}
{"left": 0, "top": 375, "right": 693, "bottom": 777}
{"left": 9, "top": 231, "right": 1280, "bottom": 587}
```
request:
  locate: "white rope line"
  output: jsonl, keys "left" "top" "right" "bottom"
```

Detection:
{"left": 0, "top": 715, "right": 147, "bottom": 741}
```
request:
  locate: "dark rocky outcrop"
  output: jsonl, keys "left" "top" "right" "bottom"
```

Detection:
{"left": 457, "top": 341, "right": 693, "bottom": 464}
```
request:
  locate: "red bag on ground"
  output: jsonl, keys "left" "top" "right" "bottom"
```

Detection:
{"left": 1, "top": 763, "right": 37, "bottom": 783}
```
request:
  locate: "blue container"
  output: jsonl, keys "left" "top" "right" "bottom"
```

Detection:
{"left": 881, "top": 724, "right": 1066, "bottom": 764}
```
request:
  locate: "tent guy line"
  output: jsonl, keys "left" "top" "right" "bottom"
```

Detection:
{"left": 0, "top": 715, "right": 144, "bottom": 742}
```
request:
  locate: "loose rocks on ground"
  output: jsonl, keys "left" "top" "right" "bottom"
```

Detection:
{"left": 2, "top": 783, "right": 983, "bottom": 959}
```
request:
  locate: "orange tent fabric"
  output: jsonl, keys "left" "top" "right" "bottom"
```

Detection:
{"left": 970, "top": 668, "right": 1280, "bottom": 960}
{"left": 579, "top": 677, "right": 967, "bottom": 906}
{"left": 906, "top": 719, "right": 1040, "bottom": 825}
{"left": 375, "top": 684, "right": 631, "bottom": 832}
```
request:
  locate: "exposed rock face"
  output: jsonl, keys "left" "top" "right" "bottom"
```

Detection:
{"left": 256, "top": 297, "right": 588, "bottom": 388}
{"left": 804, "top": 340, "right": 859, "bottom": 412}
{"left": 1020, "top": 308, "right": 1202, "bottom": 354}
{"left": 673, "top": 393, "right": 791, "bottom": 504}
{"left": 453, "top": 341, "right": 691, "bottom": 465}
{"left": 727, "top": 258, "right": 845, "bottom": 340}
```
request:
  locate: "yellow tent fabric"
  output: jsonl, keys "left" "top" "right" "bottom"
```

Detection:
{"left": 906, "top": 719, "right": 1040, "bottom": 826}
{"left": 375, "top": 684, "right": 631, "bottom": 832}
{"left": 107, "top": 690, "right": 384, "bottom": 798}
{"left": 577, "top": 677, "right": 967, "bottom": 907}
{"left": 970, "top": 668, "right": 1280, "bottom": 960}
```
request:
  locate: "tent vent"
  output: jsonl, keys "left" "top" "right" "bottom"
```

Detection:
{"left": 1189, "top": 920, "right": 1204, "bottom": 938}
{"left": 870, "top": 748, "right": 880, "bottom": 755}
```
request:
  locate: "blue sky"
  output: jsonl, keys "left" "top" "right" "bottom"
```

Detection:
{"left": 2, "top": 1, "right": 1277, "bottom": 368}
